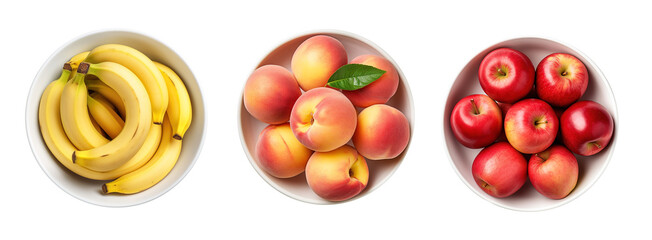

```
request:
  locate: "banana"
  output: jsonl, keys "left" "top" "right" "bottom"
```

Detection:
{"left": 103, "top": 116, "right": 182, "bottom": 194}
{"left": 60, "top": 65, "right": 109, "bottom": 150}
{"left": 73, "top": 62, "right": 152, "bottom": 172}
{"left": 86, "top": 78, "right": 126, "bottom": 117}
{"left": 38, "top": 63, "right": 109, "bottom": 180}
{"left": 68, "top": 51, "right": 90, "bottom": 80}
{"left": 89, "top": 113, "right": 108, "bottom": 138}
{"left": 87, "top": 92, "right": 124, "bottom": 139}
{"left": 154, "top": 62, "right": 192, "bottom": 140}
{"left": 106, "top": 123, "right": 162, "bottom": 178}
{"left": 40, "top": 62, "right": 158, "bottom": 180}
{"left": 69, "top": 51, "right": 89, "bottom": 71}
{"left": 85, "top": 44, "right": 168, "bottom": 124}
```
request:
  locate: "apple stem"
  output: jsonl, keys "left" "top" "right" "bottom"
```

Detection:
{"left": 497, "top": 68, "right": 506, "bottom": 77}
{"left": 591, "top": 142, "right": 602, "bottom": 149}
{"left": 561, "top": 71, "right": 568, "bottom": 76}
{"left": 470, "top": 98, "right": 480, "bottom": 115}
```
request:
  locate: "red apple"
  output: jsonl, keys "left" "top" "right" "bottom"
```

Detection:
{"left": 478, "top": 48, "right": 535, "bottom": 103}
{"left": 472, "top": 142, "right": 527, "bottom": 198}
{"left": 450, "top": 94, "right": 502, "bottom": 148}
{"left": 504, "top": 99, "right": 558, "bottom": 154}
{"left": 529, "top": 145, "right": 579, "bottom": 199}
{"left": 536, "top": 53, "right": 589, "bottom": 107}
{"left": 561, "top": 100, "right": 614, "bottom": 156}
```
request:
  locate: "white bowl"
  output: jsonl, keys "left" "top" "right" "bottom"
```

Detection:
{"left": 239, "top": 30, "right": 414, "bottom": 204}
{"left": 444, "top": 37, "right": 618, "bottom": 211}
{"left": 26, "top": 30, "right": 205, "bottom": 207}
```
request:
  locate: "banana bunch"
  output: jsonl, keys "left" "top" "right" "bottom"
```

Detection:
{"left": 38, "top": 44, "right": 192, "bottom": 194}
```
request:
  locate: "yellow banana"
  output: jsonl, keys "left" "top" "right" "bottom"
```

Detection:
{"left": 154, "top": 62, "right": 192, "bottom": 140}
{"left": 107, "top": 123, "right": 162, "bottom": 177}
{"left": 39, "top": 62, "right": 153, "bottom": 180}
{"left": 85, "top": 44, "right": 168, "bottom": 124}
{"left": 60, "top": 65, "right": 109, "bottom": 150}
{"left": 103, "top": 116, "right": 182, "bottom": 194}
{"left": 87, "top": 92, "right": 124, "bottom": 139}
{"left": 69, "top": 51, "right": 89, "bottom": 71}
{"left": 89, "top": 113, "right": 108, "bottom": 138}
{"left": 86, "top": 78, "right": 126, "bottom": 117}
{"left": 73, "top": 62, "right": 152, "bottom": 172}
{"left": 68, "top": 51, "right": 90, "bottom": 80}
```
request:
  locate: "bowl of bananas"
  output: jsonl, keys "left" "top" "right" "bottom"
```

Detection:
{"left": 26, "top": 30, "right": 205, "bottom": 207}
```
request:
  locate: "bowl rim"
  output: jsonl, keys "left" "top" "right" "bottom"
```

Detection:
{"left": 237, "top": 29, "right": 415, "bottom": 204}
{"left": 25, "top": 28, "right": 206, "bottom": 207}
{"left": 442, "top": 36, "right": 619, "bottom": 212}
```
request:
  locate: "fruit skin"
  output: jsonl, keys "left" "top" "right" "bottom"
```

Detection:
{"left": 68, "top": 51, "right": 89, "bottom": 71}
{"left": 255, "top": 123, "right": 313, "bottom": 178}
{"left": 103, "top": 116, "right": 181, "bottom": 194}
{"left": 353, "top": 104, "right": 410, "bottom": 160}
{"left": 244, "top": 65, "right": 301, "bottom": 124}
{"left": 305, "top": 145, "right": 369, "bottom": 201}
{"left": 342, "top": 55, "right": 399, "bottom": 108}
{"left": 529, "top": 145, "right": 579, "bottom": 199}
{"left": 89, "top": 112, "right": 107, "bottom": 138}
{"left": 86, "top": 78, "right": 126, "bottom": 117}
{"left": 60, "top": 68, "right": 109, "bottom": 150}
{"left": 38, "top": 63, "right": 160, "bottom": 180}
{"left": 154, "top": 62, "right": 192, "bottom": 140}
{"left": 536, "top": 53, "right": 589, "bottom": 107}
{"left": 87, "top": 92, "right": 124, "bottom": 139}
{"left": 478, "top": 48, "right": 535, "bottom": 103}
{"left": 85, "top": 44, "right": 168, "bottom": 124}
{"left": 505, "top": 98, "right": 558, "bottom": 154}
{"left": 73, "top": 62, "right": 152, "bottom": 172}
{"left": 291, "top": 35, "right": 347, "bottom": 91}
{"left": 290, "top": 87, "right": 357, "bottom": 152}
{"left": 472, "top": 142, "right": 527, "bottom": 198}
{"left": 450, "top": 94, "right": 502, "bottom": 148}
{"left": 107, "top": 122, "right": 162, "bottom": 178}
{"left": 561, "top": 100, "right": 614, "bottom": 156}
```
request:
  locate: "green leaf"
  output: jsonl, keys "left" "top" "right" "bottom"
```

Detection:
{"left": 326, "top": 64, "right": 386, "bottom": 91}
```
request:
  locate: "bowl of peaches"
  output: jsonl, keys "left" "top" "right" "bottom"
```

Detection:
{"left": 444, "top": 37, "right": 617, "bottom": 211}
{"left": 239, "top": 31, "right": 413, "bottom": 204}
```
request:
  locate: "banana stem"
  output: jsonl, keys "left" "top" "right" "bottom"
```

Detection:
{"left": 57, "top": 63, "right": 73, "bottom": 84}
{"left": 77, "top": 62, "right": 90, "bottom": 74}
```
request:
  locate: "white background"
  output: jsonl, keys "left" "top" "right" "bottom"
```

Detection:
{"left": 2, "top": 0, "right": 650, "bottom": 239}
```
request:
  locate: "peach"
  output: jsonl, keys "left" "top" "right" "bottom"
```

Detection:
{"left": 244, "top": 65, "right": 301, "bottom": 124}
{"left": 255, "top": 123, "right": 313, "bottom": 178}
{"left": 342, "top": 55, "right": 400, "bottom": 107}
{"left": 305, "top": 145, "right": 369, "bottom": 201}
{"left": 291, "top": 35, "right": 348, "bottom": 91}
{"left": 353, "top": 104, "right": 410, "bottom": 160}
{"left": 290, "top": 87, "right": 357, "bottom": 152}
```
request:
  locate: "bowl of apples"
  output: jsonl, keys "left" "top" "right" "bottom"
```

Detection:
{"left": 239, "top": 31, "right": 414, "bottom": 204}
{"left": 444, "top": 37, "right": 617, "bottom": 211}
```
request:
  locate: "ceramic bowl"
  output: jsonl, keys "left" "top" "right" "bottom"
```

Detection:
{"left": 26, "top": 30, "right": 205, "bottom": 207}
{"left": 444, "top": 37, "right": 617, "bottom": 211}
{"left": 239, "top": 30, "right": 414, "bottom": 204}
